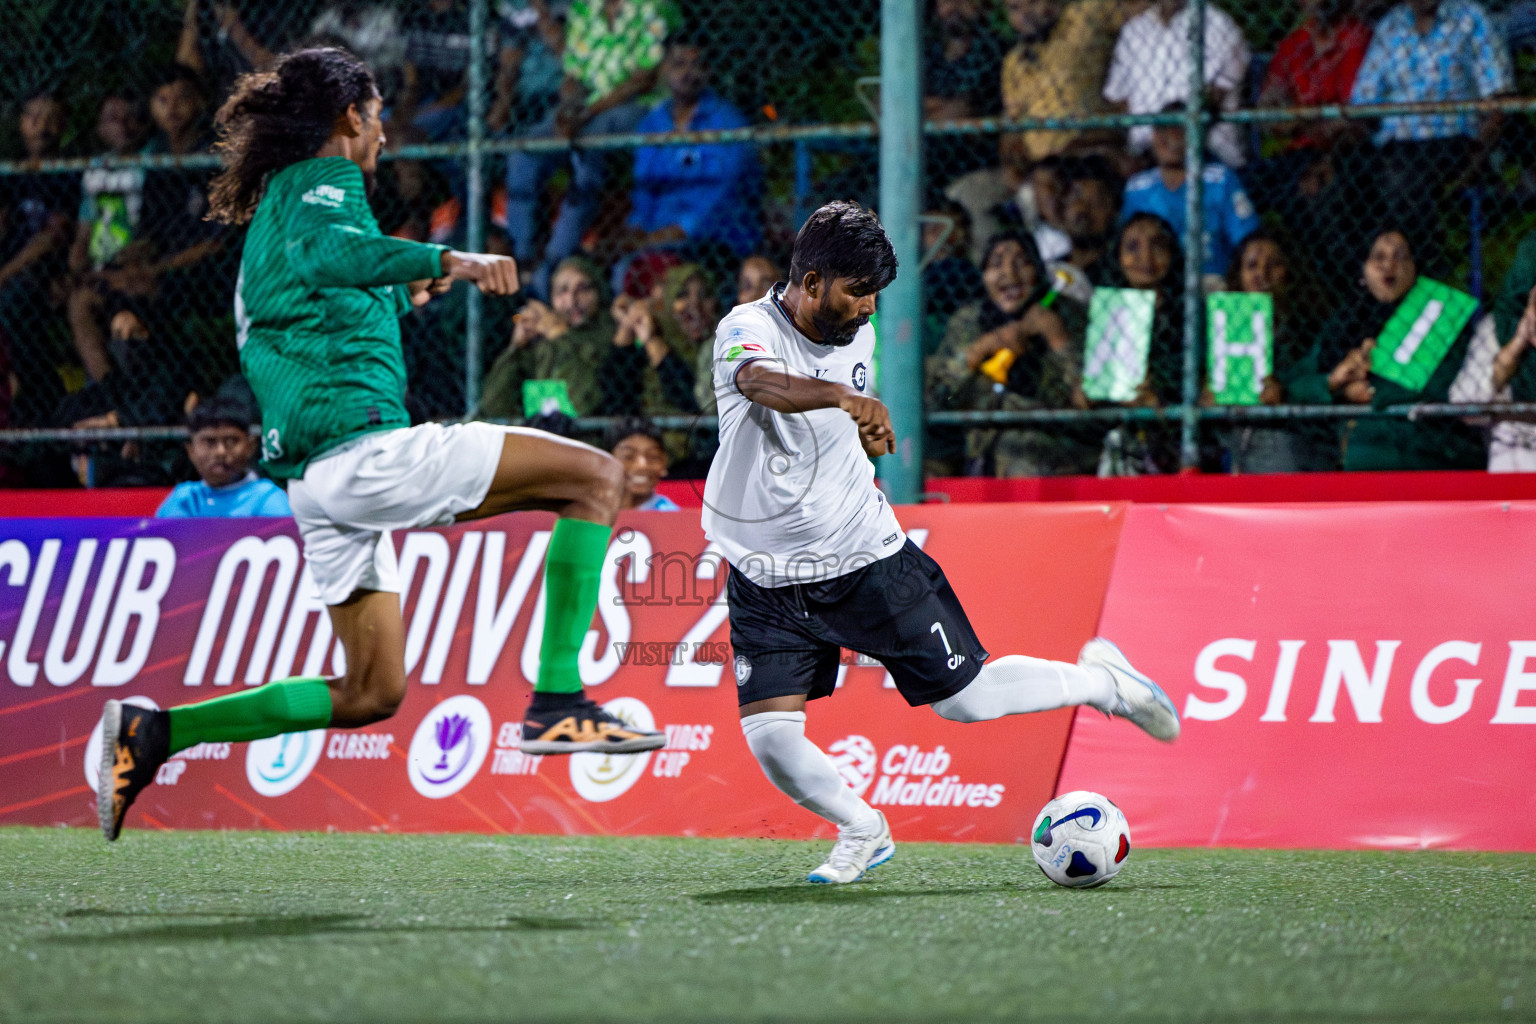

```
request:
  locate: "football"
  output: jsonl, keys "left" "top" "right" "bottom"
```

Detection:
{"left": 1030, "top": 791, "right": 1131, "bottom": 888}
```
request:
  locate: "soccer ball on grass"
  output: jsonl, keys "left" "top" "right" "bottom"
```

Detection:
{"left": 1030, "top": 790, "right": 1130, "bottom": 888}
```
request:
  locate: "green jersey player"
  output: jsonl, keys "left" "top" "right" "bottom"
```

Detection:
{"left": 97, "top": 48, "right": 664, "bottom": 842}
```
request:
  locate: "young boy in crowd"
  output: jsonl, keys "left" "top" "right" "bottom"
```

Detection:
{"left": 156, "top": 395, "right": 290, "bottom": 517}
{"left": 606, "top": 415, "right": 679, "bottom": 511}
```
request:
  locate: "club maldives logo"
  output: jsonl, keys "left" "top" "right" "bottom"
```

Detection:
{"left": 569, "top": 696, "right": 656, "bottom": 803}
{"left": 84, "top": 696, "right": 159, "bottom": 793}
{"left": 827, "top": 735, "right": 878, "bottom": 796}
{"left": 408, "top": 695, "right": 492, "bottom": 799}
{"left": 246, "top": 728, "right": 327, "bottom": 797}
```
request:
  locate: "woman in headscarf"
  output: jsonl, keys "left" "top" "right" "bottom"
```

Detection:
{"left": 477, "top": 256, "right": 615, "bottom": 420}
{"left": 1218, "top": 227, "right": 1335, "bottom": 472}
{"left": 1095, "top": 212, "right": 1187, "bottom": 475}
{"left": 925, "top": 231, "right": 1093, "bottom": 477}
{"left": 1286, "top": 227, "right": 1483, "bottom": 470}
{"left": 603, "top": 261, "right": 712, "bottom": 419}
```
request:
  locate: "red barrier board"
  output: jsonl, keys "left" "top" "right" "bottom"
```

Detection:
{"left": 1059, "top": 502, "right": 1536, "bottom": 850}
{"left": 0, "top": 505, "right": 1124, "bottom": 842}
{"left": 924, "top": 471, "right": 1536, "bottom": 505}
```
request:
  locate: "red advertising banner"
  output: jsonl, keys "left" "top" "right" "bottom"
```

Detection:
{"left": 1, "top": 504, "right": 1124, "bottom": 843}
{"left": 1059, "top": 501, "right": 1536, "bottom": 850}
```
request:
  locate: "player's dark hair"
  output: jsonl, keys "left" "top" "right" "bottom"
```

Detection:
{"left": 788, "top": 200, "right": 899, "bottom": 296}
{"left": 187, "top": 395, "right": 256, "bottom": 435}
{"left": 208, "top": 47, "right": 378, "bottom": 225}
{"left": 604, "top": 415, "right": 665, "bottom": 453}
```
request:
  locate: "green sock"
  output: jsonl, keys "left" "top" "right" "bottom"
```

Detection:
{"left": 167, "top": 677, "right": 333, "bottom": 754}
{"left": 537, "top": 517, "right": 612, "bottom": 694}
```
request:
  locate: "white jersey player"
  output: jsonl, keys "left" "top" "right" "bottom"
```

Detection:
{"left": 704, "top": 201, "right": 1181, "bottom": 883}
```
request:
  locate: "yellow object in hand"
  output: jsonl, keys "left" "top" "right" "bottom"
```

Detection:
{"left": 980, "top": 348, "right": 1016, "bottom": 384}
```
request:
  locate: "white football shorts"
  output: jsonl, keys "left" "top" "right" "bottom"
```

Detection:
{"left": 288, "top": 421, "right": 507, "bottom": 605}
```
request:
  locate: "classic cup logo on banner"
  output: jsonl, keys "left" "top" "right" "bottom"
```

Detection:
{"left": 570, "top": 697, "right": 656, "bottom": 802}
{"left": 408, "top": 695, "right": 492, "bottom": 799}
{"left": 84, "top": 696, "right": 158, "bottom": 793}
{"left": 827, "top": 735, "right": 878, "bottom": 796}
{"left": 246, "top": 729, "right": 327, "bottom": 797}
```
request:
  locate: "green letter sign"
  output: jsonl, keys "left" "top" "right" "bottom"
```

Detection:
{"left": 1083, "top": 288, "right": 1155, "bottom": 403}
{"left": 1370, "top": 278, "right": 1477, "bottom": 393}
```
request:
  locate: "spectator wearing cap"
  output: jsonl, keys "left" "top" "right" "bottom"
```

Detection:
{"left": 605, "top": 415, "right": 679, "bottom": 510}
{"left": 1349, "top": 0, "right": 1513, "bottom": 274}
{"left": 157, "top": 396, "right": 290, "bottom": 518}
{"left": 1119, "top": 104, "right": 1259, "bottom": 281}
{"left": 1103, "top": 0, "right": 1251, "bottom": 168}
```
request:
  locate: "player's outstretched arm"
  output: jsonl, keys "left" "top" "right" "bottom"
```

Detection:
{"left": 439, "top": 251, "right": 520, "bottom": 296}
{"left": 735, "top": 361, "right": 895, "bottom": 455}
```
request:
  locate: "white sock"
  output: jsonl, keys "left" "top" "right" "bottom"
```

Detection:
{"left": 740, "top": 711, "right": 878, "bottom": 831}
{"left": 930, "top": 655, "right": 1114, "bottom": 723}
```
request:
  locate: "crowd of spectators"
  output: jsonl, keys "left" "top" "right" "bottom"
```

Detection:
{"left": 1, "top": 0, "right": 1534, "bottom": 489}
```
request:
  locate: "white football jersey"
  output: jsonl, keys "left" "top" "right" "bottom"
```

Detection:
{"left": 701, "top": 284, "right": 905, "bottom": 587}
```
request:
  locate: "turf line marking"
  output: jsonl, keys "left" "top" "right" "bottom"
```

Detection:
{"left": 0, "top": 687, "right": 95, "bottom": 718}
{"left": 213, "top": 783, "right": 287, "bottom": 831}
{"left": 310, "top": 770, "right": 390, "bottom": 828}
{"left": 0, "top": 784, "right": 91, "bottom": 817}
{"left": 0, "top": 733, "right": 87, "bottom": 766}
{"left": 531, "top": 773, "right": 609, "bottom": 834}
{"left": 454, "top": 794, "right": 509, "bottom": 834}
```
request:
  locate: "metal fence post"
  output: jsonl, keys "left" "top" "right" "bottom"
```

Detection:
{"left": 878, "top": 0, "right": 923, "bottom": 503}
{"left": 464, "top": 0, "right": 489, "bottom": 417}
{"left": 1181, "top": 0, "right": 1207, "bottom": 470}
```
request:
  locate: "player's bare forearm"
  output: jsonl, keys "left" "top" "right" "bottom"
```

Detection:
{"left": 735, "top": 362, "right": 895, "bottom": 454}
{"left": 735, "top": 361, "right": 856, "bottom": 413}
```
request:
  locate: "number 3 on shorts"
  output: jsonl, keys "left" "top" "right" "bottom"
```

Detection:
{"left": 263, "top": 427, "right": 283, "bottom": 461}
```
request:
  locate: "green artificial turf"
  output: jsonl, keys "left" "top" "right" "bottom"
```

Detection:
{"left": 1, "top": 827, "right": 1534, "bottom": 1022}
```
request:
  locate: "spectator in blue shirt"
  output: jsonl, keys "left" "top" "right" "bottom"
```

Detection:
{"left": 605, "top": 416, "right": 679, "bottom": 511}
{"left": 1120, "top": 104, "right": 1259, "bottom": 281}
{"left": 622, "top": 31, "right": 761, "bottom": 274}
{"left": 156, "top": 397, "right": 290, "bottom": 518}
{"left": 1350, "top": 0, "right": 1513, "bottom": 272}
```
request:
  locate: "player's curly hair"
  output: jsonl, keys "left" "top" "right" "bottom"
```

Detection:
{"left": 207, "top": 47, "right": 377, "bottom": 225}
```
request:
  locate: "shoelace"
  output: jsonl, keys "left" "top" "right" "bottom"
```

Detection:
{"left": 826, "top": 823, "right": 881, "bottom": 871}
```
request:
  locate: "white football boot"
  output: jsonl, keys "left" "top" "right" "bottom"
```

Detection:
{"left": 807, "top": 810, "right": 895, "bottom": 884}
{"left": 1079, "top": 637, "right": 1181, "bottom": 742}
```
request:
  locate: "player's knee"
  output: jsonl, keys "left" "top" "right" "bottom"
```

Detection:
{"left": 930, "top": 690, "right": 981, "bottom": 724}
{"left": 337, "top": 669, "right": 406, "bottom": 725}
{"left": 588, "top": 451, "right": 625, "bottom": 514}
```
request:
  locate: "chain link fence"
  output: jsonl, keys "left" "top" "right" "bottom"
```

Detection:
{"left": 0, "top": 0, "right": 1531, "bottom": 488}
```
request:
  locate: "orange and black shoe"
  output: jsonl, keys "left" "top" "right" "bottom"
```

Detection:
{"left": 519, "top": 695, "right": 665, "bottom": 755}
{"left": 97, "top": 700, "right": 170, "bottom": 841}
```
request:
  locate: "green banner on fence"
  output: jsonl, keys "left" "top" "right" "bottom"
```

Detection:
{"left": 1206, "top": 293, "right": 1273, "bottom": 406}
{"left": 1370, "top": 278, "right": 1477, "bottom": 393}
{"left": 1083, "top": 289, "right": 1156, "bottom": 403}
{"left": 522, "top": 379, "right": 577, "bottom": 418}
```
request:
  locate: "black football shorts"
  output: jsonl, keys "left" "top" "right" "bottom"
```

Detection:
{"left": 726, "top": 539, "right": 988, "bottom": 708}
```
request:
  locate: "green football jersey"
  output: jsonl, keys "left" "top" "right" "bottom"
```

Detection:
{"left": 236, "top": 156, "right": 447, "bottom": 479}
